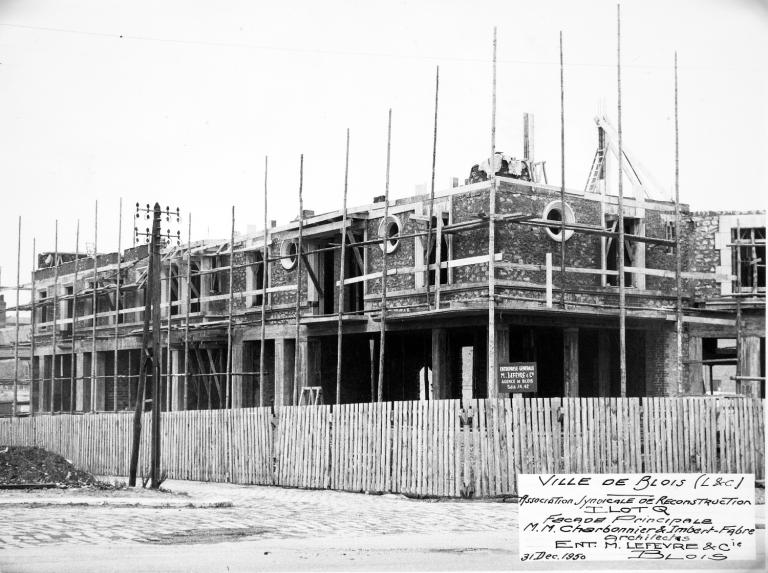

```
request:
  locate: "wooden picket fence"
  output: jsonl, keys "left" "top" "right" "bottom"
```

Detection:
{"left": 0, "top": 397, "right": 764, "bottom": 497}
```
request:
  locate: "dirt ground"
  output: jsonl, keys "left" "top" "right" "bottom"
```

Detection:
{"left": 0, "top": 446, "right": 181, "bottom": 498}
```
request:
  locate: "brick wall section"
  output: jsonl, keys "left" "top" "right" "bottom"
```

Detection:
{"left": 644, "top": 324, "right": 688, "bottom": 396}
{"left": 496, "top": 181, "right": 604, "bottom": 290}
{"left": 690, "top": 211, "right": 724, "bottom": 298}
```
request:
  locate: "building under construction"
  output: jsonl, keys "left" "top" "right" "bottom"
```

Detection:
{"left": 2, "top": 112, "right": 763, "bottom": 417}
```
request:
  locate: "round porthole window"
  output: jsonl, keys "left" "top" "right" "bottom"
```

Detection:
{"left": 377, "top": 215, "right": 402, "bottom": 254}
{"left": 542, "top": 200, "right": 575, "bottom": 242}
{"left": 279, "top": 240, "right": 298, "bottom": 270}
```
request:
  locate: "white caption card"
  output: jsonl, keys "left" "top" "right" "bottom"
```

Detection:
{"left": 519, "top": 473, "right": 755, "bottom": 563}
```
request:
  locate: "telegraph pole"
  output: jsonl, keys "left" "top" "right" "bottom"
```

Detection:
{"left": 149, "top": 203, "right": 162, "bottom": 488}
{"left": 129, "top": 203, "right": 176, "bottom": 488}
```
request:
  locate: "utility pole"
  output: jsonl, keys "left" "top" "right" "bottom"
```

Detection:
{"left": 149, "top": 203, "right": 162, "bottom": 488}
{"left": 129, "top": 203, "right": 173, "bottom": 488}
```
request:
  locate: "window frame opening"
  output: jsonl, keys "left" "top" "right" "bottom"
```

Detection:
{"left": 378, "top": 215, "right": 402, "bottom": 254}
{"left": 542, "top": 200, "right": 575, "bottom": 242}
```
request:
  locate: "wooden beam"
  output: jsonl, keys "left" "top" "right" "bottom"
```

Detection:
{"left": 346, "top": 229, "right": 364, "bottom": 271}
{"left": 300, "top": 252, "right": 322, "bottom": 296}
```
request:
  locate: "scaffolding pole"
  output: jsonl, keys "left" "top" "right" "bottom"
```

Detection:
{"left": 114, "top": 199, "right": 122, "bottom": 411}
{"left": 29, "top": 238, "right": 36, "bottom": 415}
{"left": 735, "top": 219, "right": 742, "bottom": 392}
{"left": 674, "top": 52, "right": 683, "bottom": 392}
{"left": 226, "top": 205, "right": 235, "bottom": 409}
{"left": 426, "top": 66, "right": 440, "bottom": 310}
{"left": 50, "top": 220, "right": 59, "bottom": 413}
{"left": 12, "top": 216, "right": 21, "bottom": 416}
{"left": 336, "top": 130, "right": 350, "bottom": 405}
{"left": 559, "top": 31, "right": 567, "bottom": 310}
{"left": 617, "top": 4, "right": 627, "bottom": 397}
{"left": 91, "top": 201, "right": 99, "bottom": 411}
{"left": 378, "top": 109, "right": 392, "bottom": 403}
{"left": 166, "top": 256, "right": 172, "bottom": 411}
{"left": 487, "top": 27, "right": 498, "bottom": 398}
{"left": 293, "top": 155, "right": 304, "bottom": 406}
{"left": 184, "top": 214, "right": 191, "bottom": 410}
{"left": 69, "top": 221, "right": 80, "bottom": 414}
{"left": 260, "top": 158, "right": 268, "bottom": 408}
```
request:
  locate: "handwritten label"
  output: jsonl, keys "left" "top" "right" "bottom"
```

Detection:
{"left": 519, "top": 473, "right": 755, "bottom": 563}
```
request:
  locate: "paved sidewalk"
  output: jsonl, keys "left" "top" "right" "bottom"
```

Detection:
{"left": 0, "top": 479, "right": 764, "bottom": 572}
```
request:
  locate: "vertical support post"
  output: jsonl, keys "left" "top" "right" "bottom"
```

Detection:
{"left": 563, "top": 327, "right": 579, "bottom": 397}
{"left": 545, "top": 252, "right": 553, "bottom": 308}
{"left": 12, "top": 216, "right": 21, "bottom": 416}
{"left": 50, "top": 220, "right": 59, "bottom": 413}
{"left": 377, "top": 109, "right": 393, "bottom": 403}
{"left": 90, "top": 201, "right": 99, "bottom": 410}
{"left": 487, "top": 27, "right": 498, "bottom": 398}
{"left": 225, "top": 205, "right": 235, "bottom": 409}
{"left": 260, "top": 157, "right": 269, "bottom": 407}
{"left": 523, "top": 113, "right": 534, "bottom": 163}
{"left": 751, "top": 229, "right": 758, "bottom": 294}
{"left": 114, "top": 199, "right": 122, "bottom": 411}
{"left": 293, "top": 155, "right": 304, "bottom": 406}
{"left": 29, "top": 238, "right": 36, "bottom": 415}
{"left": 369, "top": 338, "right": 376, "bottom": 401}
{"left": 735, "top": 219, "right": 742, "bottom": 389}
{"left": 559, "top": 31, "right": 567, "bottom": 309}
{"left": 616, "top": 4, "right": 627, "bottom": 397}
{"left": 431, "top": 328, "right": 449, "bottom": 399}
{"left": 69, "top": 221, "right": 80, "bottom": 413}
{"left": 673, "top": 52, "right": 683, "bottom": 392}
{"left": 128, "top": 349, "right": 133, "bottom": 409}
{"left": 150, "top": 203, "right": 162, "bottom": 488}
{"left": 184, "top": 214, "right": 191, "bottom": 410}
{"left": 336, "top": 130, "right": 350, "bottom": 405}
{"left": 166, "top": 257, "right": 172, "bottom": 411}
{"left": 426, "top": 66, "right": 440, "bottom": 310}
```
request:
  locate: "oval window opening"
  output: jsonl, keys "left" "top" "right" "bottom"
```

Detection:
{"left": 279, "top": 240, "right": 298, "bottom": 270}
{"left": 378, "top": 216, "right": 401, "bottom": 254}
{"left": 542, "top": 201, "right": 574, "bottom": 242}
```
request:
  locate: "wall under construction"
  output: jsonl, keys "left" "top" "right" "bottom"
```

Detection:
{"left": 4, "top": 176, "right": 763, "bottom": 416}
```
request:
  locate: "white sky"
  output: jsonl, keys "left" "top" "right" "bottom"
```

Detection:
{"left": 0, "top": 0, "right": 766, "bottom": 305}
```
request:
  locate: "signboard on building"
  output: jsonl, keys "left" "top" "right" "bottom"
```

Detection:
{"left": 498, "top": 362, "right": 537, "bottom": 393}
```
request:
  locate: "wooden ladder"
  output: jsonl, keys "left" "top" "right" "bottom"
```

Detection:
{"left": 584, "top": 148, "right": 605, "bottom": 194}
{"left": 299, "top": 386, "right": 323, "bottom": 406}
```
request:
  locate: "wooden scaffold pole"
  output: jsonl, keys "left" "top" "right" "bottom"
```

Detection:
{"left": 184, "top": 214, "right": 191, "bottom": 410}
{"left": 29, "top": 238, "right": 36, "bottom": 415}
{"left": 426, "top": 66, "right": 439, "bottom": 310}
{"left": 559, "top": 31, "right": 567, "bottom": 309}
{"left": 616, "top": 4, "right": 627, "bottom": 397}
{"left": 377, "top": 109, "right": 392, "bottom": 403}
{"left": 114, "top": 199, "right": 122, "bottom": 411}
{"left": 259, "top": 158, "right": 268, "bottom": 407}
{"left": 293, "top": 155, "right": 304, "bottom": 406}
{"left": 50, "top": 219, "right": 58, "bottom": 413}
{"left": 226, "top": 205, "right": 235, "bottom": 408}
{"left": 12, "top": 216, "right": 21, "bottom": 416}
{"left": 674, "top": 52, "right": 684, "bottom": 391}
{"left": 487, "top": 27, "right": 498, "bottom": 398}
{"left": 166, "top": 255, "right": 172, "bottom": 411}
{"left": 735, "top": 219, "right": 742, "bottom": 392}
{"left": 69, "top": 221, "right": 80, "bottom": 414}
{"left": 335, "top": 129, "right": 350, "bottom": 405}
{"left": 91, "top": 200, "right": 99, "bottom": 410}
